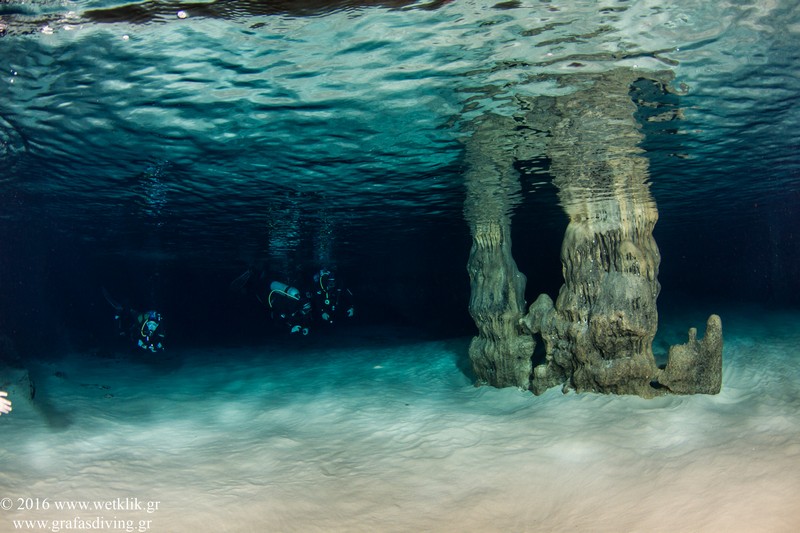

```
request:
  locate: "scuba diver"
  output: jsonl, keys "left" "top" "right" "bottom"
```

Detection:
{"left": 232, "top": 267, "right": 314, "bottom": 335}
{"left": 311, "top": 268, "right": 354, "bottom": 325}
{"left": 231, "top": 268, "right": 312, "bottom": 335}
{"left": 130, "top": 310, "right": 166, "bottom": 352}
{"left": 259, "top": 280, "right": 312, "bottom": 335}
{"left": 103, "top": 288, "right": 166, "bottom": 353}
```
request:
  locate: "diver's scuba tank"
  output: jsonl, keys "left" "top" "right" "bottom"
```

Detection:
{"left": 268, "top": 281, "right": 301, "bottom": 306}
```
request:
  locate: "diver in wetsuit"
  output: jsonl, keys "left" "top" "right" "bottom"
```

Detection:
{"left": 231, "top": 268, "right": 312, "bottom": 335}
{"left": 130, "top": 310, "right": 166, "bottom": 352}
{"left": 260, "top": 280, "right": 312, "bottom": 335}
{"left": 311, "top": 268, "right": 354, "bottom": 326}
{"left": 103, "top": 288, "right": 166, "bottom": 352}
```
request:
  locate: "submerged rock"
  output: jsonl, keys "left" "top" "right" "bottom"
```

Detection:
{"left": 656, "top": 315, "right": 723, "bottom": 394}
{"left": 464, "top": 115, "right": 532, "bottom": 390}
{"left": 466, "top": 70, "right": 723, "bottom": 398}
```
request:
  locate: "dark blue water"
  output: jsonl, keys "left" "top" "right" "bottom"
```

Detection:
{"left": 1, "top": 0, "right": 798, "bottom": 356}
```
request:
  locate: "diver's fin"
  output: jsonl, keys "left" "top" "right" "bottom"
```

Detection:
{"left": 229, "top": 269, "right": 253, "bottom": 293}
{"left": 102, "top": 287, "right": 123, "bottom": 312}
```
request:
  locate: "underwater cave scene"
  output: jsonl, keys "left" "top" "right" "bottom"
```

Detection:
{"left": 1, "top": 1, "right": 799, "bottom": 531}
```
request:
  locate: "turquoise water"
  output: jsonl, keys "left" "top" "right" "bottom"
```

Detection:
{"left": 0, "top": 1, "right": 797, "bottom": 343}
{"left": 1, "top": 310, "right": 799, "bottom": 531}
{"left": 1, "top": 2, "right": 800, "bottom": 531}
{"left": 0, "top": 4, "right": 797, "bottom": 344}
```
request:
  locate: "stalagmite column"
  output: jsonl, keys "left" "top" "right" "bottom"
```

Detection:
{"left": 520, "top": 70, "right": 722, "bottom": 397}
{"left": 521, "top": 71, "right": 662, "bottom": 397}
{"left": 658, "top": 315, "right": 723, "bottom": 394}
{"left": 464, "top": 114, "right": 533, "bottom": 389}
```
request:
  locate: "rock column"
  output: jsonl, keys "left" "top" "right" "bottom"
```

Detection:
{"left": 464, "top": 115, "right": 533, "bottom": 389}
{"left": 521, "top": 72, "right": 662, "bottom": 396}
{"left": 520, "top": 70, "right": 722, "bottom": 397}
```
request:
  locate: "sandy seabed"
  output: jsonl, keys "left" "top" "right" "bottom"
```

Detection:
{"left": 1, "top": 305, "right": 799, "bottom": 533}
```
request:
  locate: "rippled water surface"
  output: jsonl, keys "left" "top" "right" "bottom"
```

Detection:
{"left": 0, "top": 0, "right": 798, "bottom": 343}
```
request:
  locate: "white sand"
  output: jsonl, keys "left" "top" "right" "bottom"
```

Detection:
{"left": 1, "top": 307, "right": 799, "bottom": 533}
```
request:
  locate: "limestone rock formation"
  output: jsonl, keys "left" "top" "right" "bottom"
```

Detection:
{"left": 465, "top": 70, "right": 723, "bottom": 398}
{"left": 656, "top": 315, "right": 723, "bottom": 394}
{"left": 464, "top": 115, "right": 533, "bottom": 389}
{"left": 520, "top": 71, "right": 663, "bottom": 397}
